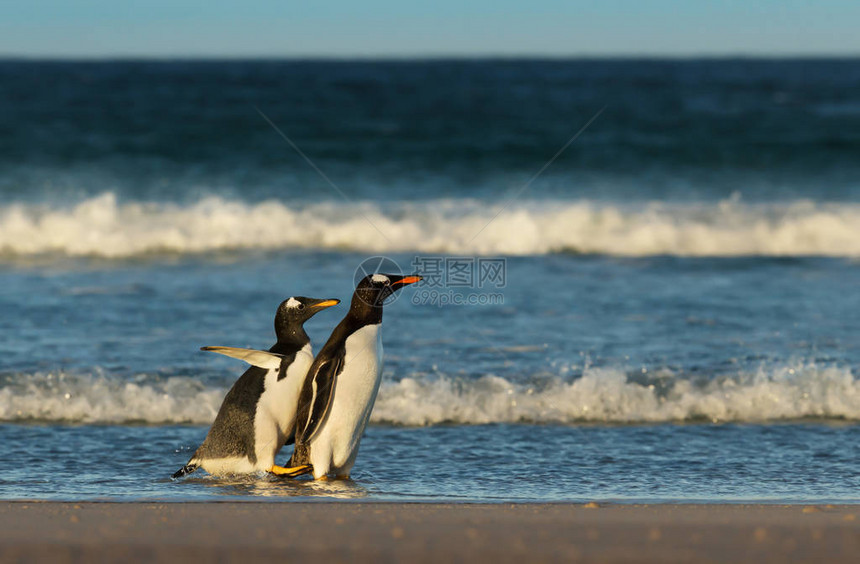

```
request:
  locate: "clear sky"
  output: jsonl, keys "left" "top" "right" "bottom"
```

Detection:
{"left": 2, "top": 0, "right": 859, "bottom": 58}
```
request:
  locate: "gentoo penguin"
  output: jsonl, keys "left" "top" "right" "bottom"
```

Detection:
{"left": 287, "top": 273, "right": 422, "bottom": 480}
{"left": 172, "top": 296, "right": 340, "bottom": 478}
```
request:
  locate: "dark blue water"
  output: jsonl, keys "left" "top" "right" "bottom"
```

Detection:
{"left": 1, "top": 60, "right": 859, "bottom": 501}
{"left": 3, "top": 59, "right": 860, "bottom": 204}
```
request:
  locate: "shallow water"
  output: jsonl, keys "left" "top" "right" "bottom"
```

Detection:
{"left": 2, "top": 253, "right": 858, "bottom": 427}
{"left": 2, "top": 423, "right": 859, "bottom": 502}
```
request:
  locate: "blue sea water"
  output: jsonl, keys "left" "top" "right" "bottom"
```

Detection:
{"left": 1, "top": 59, "right": 860, "bottom": 502}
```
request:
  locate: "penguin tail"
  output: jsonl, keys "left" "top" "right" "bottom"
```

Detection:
{"left": 172, "top": 463, "right": 199, "bottom": 479}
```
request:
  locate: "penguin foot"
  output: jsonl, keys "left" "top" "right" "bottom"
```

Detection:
{"left": 314, "top": 473, "right": 351, "bottom": 481}
{"left": 269, "top": 464, "right": 313, "bottom": 478}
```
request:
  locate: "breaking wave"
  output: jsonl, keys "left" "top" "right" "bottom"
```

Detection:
{"left": 0, "top": 372, "right": 223, "bottom": 425}
{"left": 373, "top": 364, "right": 860, "bottom": 425}
{"left": 0, "top": 192, "right": 859, "bottom": 258}
{"left": 2, "top": 362, "right": 858, "bottom": 425}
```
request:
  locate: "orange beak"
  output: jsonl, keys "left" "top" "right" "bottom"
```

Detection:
{"left": 393, "top": 275, "right": 423, "bottom": 286}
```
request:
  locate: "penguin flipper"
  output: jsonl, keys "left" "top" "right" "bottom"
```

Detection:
{"left": 269, "top": 464, "right": 313, "bottom": 478}
{"left": 296, "top": 354, "right": 344, "bottom": 444}
{"left": 201, "top": 346, "right": 285, "bottom": 370}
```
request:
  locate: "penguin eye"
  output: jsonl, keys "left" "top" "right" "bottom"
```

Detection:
{"left": 297, "top": 303, "right": 305, "bottom": 310}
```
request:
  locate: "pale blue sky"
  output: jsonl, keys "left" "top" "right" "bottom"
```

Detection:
{"left": 1, "top": 0, "right": 858, "bottom": 58}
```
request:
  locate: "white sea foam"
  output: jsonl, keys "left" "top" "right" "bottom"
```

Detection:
{"left": 2, "top": 363, "right": 858, "bottom": 425}
{"left": 0, "top": 372, "right": 223, "bottom": 425}
{"left": 0, "top": 192, "right": 859, "bottom": 258}
{"left": 373, "top": 364, "right": 860, "bottom": 425}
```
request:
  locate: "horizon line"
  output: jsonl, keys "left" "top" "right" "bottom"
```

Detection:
{"left": 3, "top": 52, "right": 860, "bottom": 63}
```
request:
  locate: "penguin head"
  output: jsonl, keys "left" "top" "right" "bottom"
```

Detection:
{"left": 353, "top": 273, "right": 423, "bottom": 308}
{"left": 275, "top": 296, "right": 340, "bottom": 338}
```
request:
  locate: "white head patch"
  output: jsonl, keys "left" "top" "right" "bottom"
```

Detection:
{"left": 371, "top": 274, "right": 390, "bottom": 284}
{"left": 286, "top": 297, "right": 301, "bottom": 309}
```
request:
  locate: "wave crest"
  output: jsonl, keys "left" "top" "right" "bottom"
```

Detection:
{"left": 1, "top": 193, "right": 859, "bottom": 258}
{"left": 0, "top": 372, "right": 222, "bottom": 425}
{"left": 373, "top": 364, "right": 860, "bottom": 425}
{"left": 1, "top": 363, "right": 858, "bottom": 425}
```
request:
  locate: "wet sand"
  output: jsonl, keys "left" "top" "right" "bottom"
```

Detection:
{"left": 1, "top": 502, "right": 858, "bottom": 563}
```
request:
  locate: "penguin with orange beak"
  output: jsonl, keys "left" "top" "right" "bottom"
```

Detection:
{"left": 285, "top": 274, "right": 422, "bottom": 480}
{"left": 173, "top": 296, "right": 340, "bottom": 478}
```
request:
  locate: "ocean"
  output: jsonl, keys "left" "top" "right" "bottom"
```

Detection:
{"left": 1, "top": 59, "right": 859, "bottom": 502}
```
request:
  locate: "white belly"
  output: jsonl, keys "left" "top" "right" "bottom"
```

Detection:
{"left": 252, "top": 344, "right": 313, "bottom": 470}
{"left": 198, "top": 456, "right": 258, "bottom": 476}
{"left": 310, "top": 324, "right": 383, "bottom": 478}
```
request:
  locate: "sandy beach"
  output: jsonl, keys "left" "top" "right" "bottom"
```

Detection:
{"left": 0, "top": 502, "right": 857, "bottom": 563}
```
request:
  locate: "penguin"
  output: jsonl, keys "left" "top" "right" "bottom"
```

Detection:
{"left": 172, "top": 296, "right": 340, "bottom": 478}
{"left": 287, "top": 273, "right": 422, "bottom": 480}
